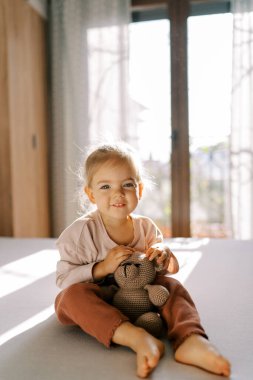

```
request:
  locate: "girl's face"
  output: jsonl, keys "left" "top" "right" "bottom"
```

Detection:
{"left": 85, "top": 160, "right": 143, "bottom": 223}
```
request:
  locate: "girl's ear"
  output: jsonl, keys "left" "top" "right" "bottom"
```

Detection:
{"left": 138, "top": 182, "right": 144, "bottom": 200}
{"left": 84, "top": 186, "right": 96, "bottom": 204}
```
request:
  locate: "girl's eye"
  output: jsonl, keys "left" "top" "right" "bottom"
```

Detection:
{"left": 100, "top": 184, "right": 110, "bottom": 190}
{"left": 123, "top": 182, "right": 136, "bottom": 188}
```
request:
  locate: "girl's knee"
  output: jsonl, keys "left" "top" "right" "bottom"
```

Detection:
{"left": 154, "top": 277, "right": 195, "bottom": 311}
{"left": 65, "top": 282, "right": 99, "bottom": 298}
{"left": 155, "top": 275, "right": 181, "bottom": 292}
{"left": 55, "top": 282, "right": 99, "bottom": 306}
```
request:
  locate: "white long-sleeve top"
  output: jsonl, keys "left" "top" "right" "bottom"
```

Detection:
{"left": 56, "top": 210, "right": 163, "bottom": 289}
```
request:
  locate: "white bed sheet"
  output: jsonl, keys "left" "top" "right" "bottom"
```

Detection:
{"left": 0, "top": 237, "right": 252, "bottom": 380}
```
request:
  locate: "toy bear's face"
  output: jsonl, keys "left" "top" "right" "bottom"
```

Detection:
{"left": 114, "top": 252, "right": 156, "bottom": 289}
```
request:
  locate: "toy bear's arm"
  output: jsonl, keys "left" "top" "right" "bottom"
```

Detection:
{"left": 144, "top": 284, "right": 169, "bottom": 307}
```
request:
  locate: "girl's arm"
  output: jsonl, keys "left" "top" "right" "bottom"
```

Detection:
{"left": 56, "top": 243, "right": 134, "bottom": 289}
{"left": 56, "top": 242, "right": 97, "bottom": 289}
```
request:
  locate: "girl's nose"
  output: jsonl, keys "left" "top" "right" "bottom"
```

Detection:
{"left": 114, "top": 187, "right": 125, "bottom": 197}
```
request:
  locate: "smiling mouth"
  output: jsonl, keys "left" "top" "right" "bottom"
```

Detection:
{"left": 112, "top": 203, "right": 126, "bottom": 208}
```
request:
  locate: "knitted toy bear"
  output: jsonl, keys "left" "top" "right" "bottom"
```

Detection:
{"left": 112, "top": 251, "right": 170, "bottom": 337}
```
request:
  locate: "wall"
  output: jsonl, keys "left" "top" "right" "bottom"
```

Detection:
{"left": 0, "top": 0, "right": 50, "bottom": 236}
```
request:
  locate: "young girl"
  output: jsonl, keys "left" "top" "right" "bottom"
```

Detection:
{"left": 55, "top": 142, "right": 231, "bottom": 378}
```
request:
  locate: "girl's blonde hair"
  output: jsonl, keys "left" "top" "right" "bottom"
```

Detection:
{"left": 84, "top": 142, "right": 143, "bottom": 187}
{"left": 78, "top": 142, "right": 144, "bottom": 212}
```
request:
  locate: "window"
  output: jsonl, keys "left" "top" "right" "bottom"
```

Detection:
{"left": 130, "top": 1, "right": 233, "bottom": 237}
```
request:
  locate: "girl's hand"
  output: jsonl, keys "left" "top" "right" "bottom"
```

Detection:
{"left": 93, "top": 246, "right": 134, "bottom": 281}
{"left": 146, "top": 245, "right": 169, "bottom": 267}
{"left": 103, "top": 245, "right": 134, "bottom": 274}
{"left": 145, "top": 244, "right": 179, "bottom": 274}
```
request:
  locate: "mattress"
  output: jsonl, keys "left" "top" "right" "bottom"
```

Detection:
{"left": 0, "top": 237, "right": 252, "bottom": 379}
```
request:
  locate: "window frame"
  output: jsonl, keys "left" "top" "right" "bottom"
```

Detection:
{"left": 131, "top": 0, "right": 230, "bottom": 21}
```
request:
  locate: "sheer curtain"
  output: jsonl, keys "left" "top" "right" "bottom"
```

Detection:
{"left": 229, "top": 0, "right": 253, "bottom": 239}
{"left": 48, "top": 0, "right": 131, "bottom": 236}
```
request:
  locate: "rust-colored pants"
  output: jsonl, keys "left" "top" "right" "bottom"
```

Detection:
{"left": 55, "top": 276, "right": 207, "bottom": 350}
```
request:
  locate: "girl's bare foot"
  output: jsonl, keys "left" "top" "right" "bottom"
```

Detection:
{"left": 112, "top": 322, "right": 164, "bottom": 378}
{"left": 134, "top": 331, "right": 164, "bottom": 378}
{"left": 175, "top": 334, "right": 231, "bottom": 377}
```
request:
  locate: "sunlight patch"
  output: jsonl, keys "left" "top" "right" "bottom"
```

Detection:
{"left": 171, "top": 250, "right": 203, "bottom": 284}
{"left": 165, "top": 238, "right": 208, "bottom": 283}
{"left": 0, "top": 305, "right": 55, "bottom": 346}
{"left": 0, "top": 250, "right": 58, "bottom": 298}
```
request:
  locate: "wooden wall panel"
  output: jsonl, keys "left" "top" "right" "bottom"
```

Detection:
{"left": 0, "top": 0, "right": 13, "bottom": 235}
{"left": 0, "top": 0, "right": 50, "bottom": 237}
